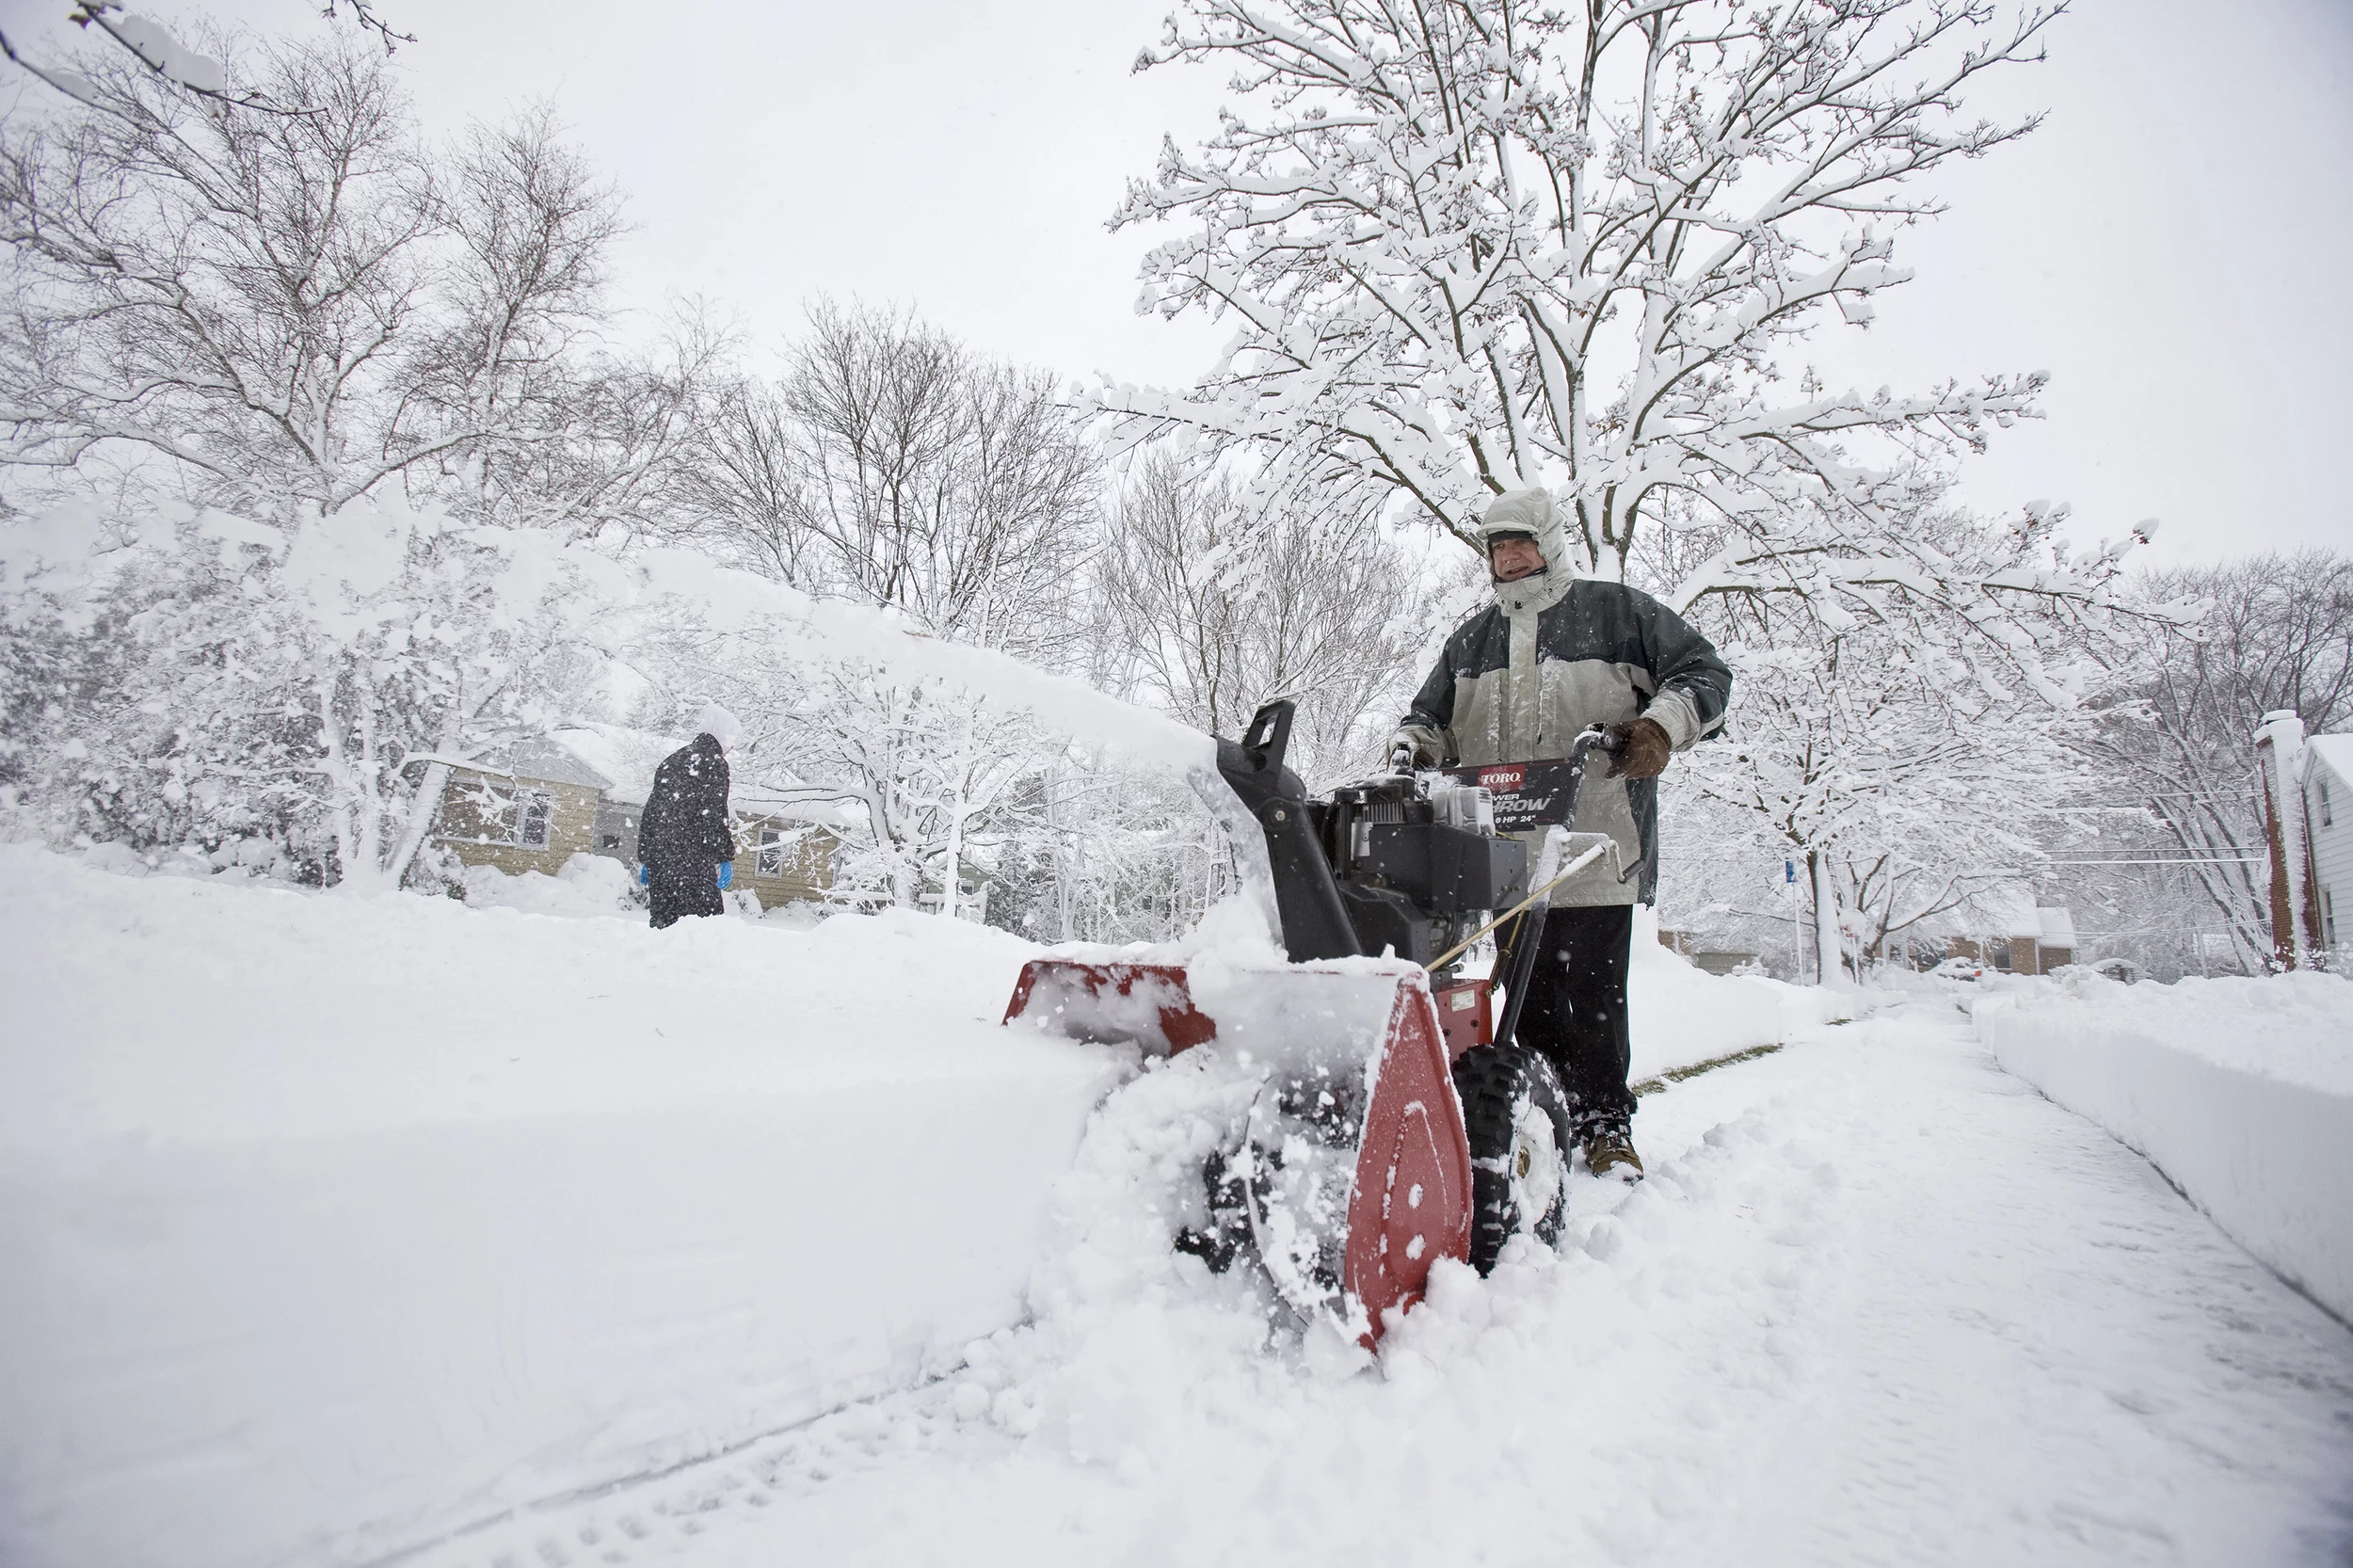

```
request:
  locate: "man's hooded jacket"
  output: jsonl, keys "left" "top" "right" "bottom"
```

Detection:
{"left": 1397, "top": 488, "right": 1731, "bottom": 905}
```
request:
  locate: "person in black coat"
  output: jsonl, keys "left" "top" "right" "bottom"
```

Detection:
{"left": 638, "top": 704, "right": 742, "bottom": 929}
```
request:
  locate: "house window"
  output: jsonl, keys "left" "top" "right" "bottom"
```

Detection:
{"left": 514, "top": 788, "right": 553, "bottom": 850}
{"left": 2321, "top": 778, "right": 2333, "bottom": 827}
{"left": 437, "top": 777, "right": 512, "bottom": 845}
{"left": 597, "top": 833, "right": 621, "bottom": 852}
{"left": 757, "top": 824, "right": 789, "bottom": 877}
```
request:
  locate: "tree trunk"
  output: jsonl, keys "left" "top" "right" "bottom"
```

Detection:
{"left": 1808, "top": 849, "right": 1847, "bottom": 988}
{"left": 383, "top": 760, "right": 453, "bottom": 891}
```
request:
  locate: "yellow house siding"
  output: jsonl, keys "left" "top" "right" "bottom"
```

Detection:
{"left": 433, "top": 771, "right": 603, "bottom": 879}
{"left": 732, "top": 818, "right": 837, "bottom": 909}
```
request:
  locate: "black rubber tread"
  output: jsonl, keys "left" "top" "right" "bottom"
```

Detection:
{"left": 1451, "top": 1045, "right": 1573, "bottom": 1274}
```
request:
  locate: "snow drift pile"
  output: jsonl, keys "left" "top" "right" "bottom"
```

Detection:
{"left": 0, "top": 843, "right": 1813, "bottom": 1568}
{"left": 0, "top": 845, "right": 1117, "bottom": 1568}
{"left": 1977, "top": 970, "right": 2353, "bottom": 1320}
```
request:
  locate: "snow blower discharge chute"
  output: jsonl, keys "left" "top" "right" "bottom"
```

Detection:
{"left": 1003, "top": 700, "right": 1625, "bottom": 1345}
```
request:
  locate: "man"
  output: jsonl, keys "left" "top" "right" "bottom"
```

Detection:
{"left": 637, "top": 704, "right": 743, "bottom": 930}
{"left": 1392, "top": 489, "right": 1731, "bottom": 1180}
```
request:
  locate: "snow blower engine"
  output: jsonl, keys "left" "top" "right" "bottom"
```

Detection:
{"left": 1002, "top": 699, "right": 1625, "bottom": 1344}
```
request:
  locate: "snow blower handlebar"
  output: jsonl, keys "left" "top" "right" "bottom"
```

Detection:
{"left": 1212, "top": 698, "right": 1365, "bottom": 963}
{"left": 1421, "top": 723, "right": 1625, "bottom": 975}
{"left": 1480, "top": 725, "right": 1622, "bottom": 1052}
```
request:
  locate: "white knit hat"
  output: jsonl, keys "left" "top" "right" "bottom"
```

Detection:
{"left": 696, "top": 702, "right": 744, "bottom": 750}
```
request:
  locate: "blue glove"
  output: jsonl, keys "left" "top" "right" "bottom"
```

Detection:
{"left": 636, "top": 863, "right": 649, "bottom": 887}
{"left": 716, "top": 862, "right": 732, "bottom": 890}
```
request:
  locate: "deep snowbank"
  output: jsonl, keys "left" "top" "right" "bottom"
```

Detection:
{"left": 0, "top": 845, "right": 1116, "bottom": 1568}
{"left": 1, "top": 846, "right": 1811, "bottom": 1568}
{"left": 1977, "top": 970, "right": 2353, "bottom": 1320}
{"left": 1627, "top": 915, "right": 1834, "bottom": 1079}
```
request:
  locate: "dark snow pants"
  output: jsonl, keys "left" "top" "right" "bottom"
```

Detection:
{"left": 1511, "top": 904, "right": 1636, "bottom": 1137}
{"left": 648, "top": 865, "right": 725, "bottom": 930}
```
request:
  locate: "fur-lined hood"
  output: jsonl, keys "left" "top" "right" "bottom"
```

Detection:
{"left": 1476, "top": 488, "right": 1576, "bottom": 616}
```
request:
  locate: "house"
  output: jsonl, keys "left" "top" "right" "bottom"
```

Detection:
{"left": 1656, "top": 927, "right": 1759, "bottom": 976}
{"left": 1946, "top": 899, "right": 2075, "bottom": 976}
{"left": 427, "top": 739, "right": 615, "bottom": 878}
{"left": 2013, "top": 905, "right": 2076, "bottom": 976}
{"left": 2299, "top": 731, "right": 2351, "bottom": 954}
{"left": 547, "top": 724, "right": 849, "bottom": 911}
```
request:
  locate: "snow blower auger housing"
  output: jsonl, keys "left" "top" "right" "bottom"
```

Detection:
{"left": 1002, "top": 700, "right": 1623, "bottom": 1344}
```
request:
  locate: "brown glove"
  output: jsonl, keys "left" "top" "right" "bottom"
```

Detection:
{"left": 1605, "top": 716, "right": 1673, "bottom": 779}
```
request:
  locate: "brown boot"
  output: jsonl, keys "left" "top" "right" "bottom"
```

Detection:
{"left": 1582, "top": 1127, "right": 1644, "bottom": 1182}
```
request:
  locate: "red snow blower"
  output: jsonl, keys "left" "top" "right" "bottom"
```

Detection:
{"left": 1003, "top": 700, "right": 1624, "bottom": 1344}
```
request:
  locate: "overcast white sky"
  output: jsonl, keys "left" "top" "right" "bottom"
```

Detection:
{"left": 2, "top": 0, "right": 2345, "bottom": 566}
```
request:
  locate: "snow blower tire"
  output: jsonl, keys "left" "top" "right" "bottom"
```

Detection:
{"left": 1452, "top": 1045, "right": 1572, "bottom": 1273}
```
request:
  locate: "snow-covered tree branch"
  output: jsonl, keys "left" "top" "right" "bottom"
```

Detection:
{"left": 1090, "top": 0, "right": 2073, "bottom": 600}
{"left": 0, "top": 500, "right": 620, "bottom": 888}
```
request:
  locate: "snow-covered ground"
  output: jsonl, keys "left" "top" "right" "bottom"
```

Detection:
{"left": 0, "top": 846, "right": 1117, "bottom": 1568}
{"left": 1978, "top": 968, "right": 2353, "bottom": 1320}
{"left": 408, "top": 1004, "right": 2353, "bottom": 1568}
{"left": 5, "top": 847, "right": 2350, "bottom": 1567}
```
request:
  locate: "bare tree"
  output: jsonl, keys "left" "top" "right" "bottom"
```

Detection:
{"left": 1092, "top": 449, "right": 1433, "bottom": 780}
{"left": 680, "top": 299, "right": 1099, "bottom": 660}
{"left": 678, "top": 373, "right": 812, "bottom": 583}
{"left": 2072, "top": 551, "right": 2353, "bottom": 969}
{"left": 451, "top": 302, "right": 728, "bottom": 545}
{"left": 0, "top": 31, "right": 438, "bottom": 521}
{"left": 393, "top": 105, "right": 626, "bottom": 524}
{"left": 0, "top": 32, "right": 707, "bottom": 542}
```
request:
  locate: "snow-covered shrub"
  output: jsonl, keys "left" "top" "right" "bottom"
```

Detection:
{"left": 0, "top": 502, "right": 623, "bottom": 889}
{"left": 984, "top": 760, "right": 1234, "bottom": 945}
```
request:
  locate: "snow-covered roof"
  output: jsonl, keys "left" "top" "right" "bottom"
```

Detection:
{"left": 453, "top": 736, "right": 613, "bottom": 792}
{"left": 1979, "top": 888, "right": 2041, "bottom": 938}
{"left": 548, "top": 725, "right": 673, "bottom": 806}
{"left": 2306, "top": 733, "right": 2353, "bottom": 789}
{"left": 1972, "top": 887, "right": 2073, "bottom": 944}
